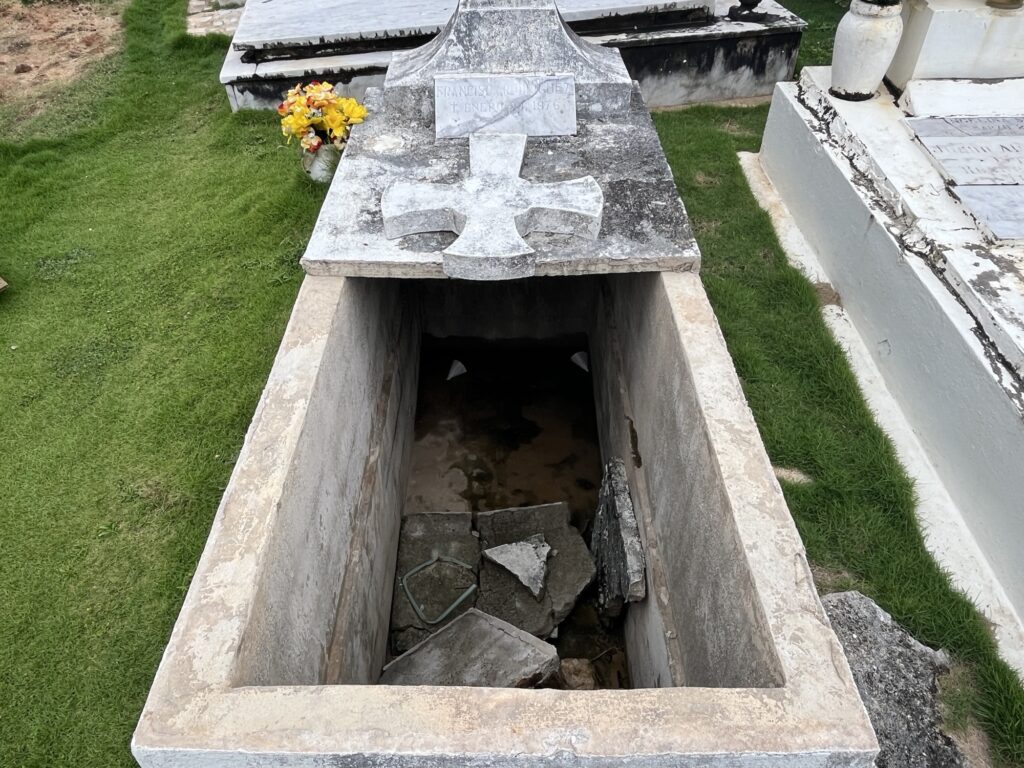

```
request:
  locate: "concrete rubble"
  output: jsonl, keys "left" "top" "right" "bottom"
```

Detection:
{"left": 380, "top": 609, "right": 559, "bottom": 687}
{"left": 389, "top": 511, "right": 480, "bottom": 654}
{"left": 483, "top": 534, "right": 551, "bottom": 598}
{"left": 476, "top": 502, "right": 596, "bottom": 638}
{"left": 822, "top": 591, "right": 967, "bottom": 768}
{"left": 591, "top": 458, "right": 646, "bottom": 618}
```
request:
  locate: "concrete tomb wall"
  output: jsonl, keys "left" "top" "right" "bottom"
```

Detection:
{"left": 230, "top": 275, "right": 784, "bottom": 691}
{"left": 133, "top": 272, "right": 876, "bottom": 766}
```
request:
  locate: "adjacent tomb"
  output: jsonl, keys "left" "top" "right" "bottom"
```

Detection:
{"left": 220, "top": 0, "right": 806, "bottom": 111}
{"left": 753, "top": 0, "right": 1024, "bottom": 672}
{"left": 133, "top": 2, "right": 877, "bottom": 764}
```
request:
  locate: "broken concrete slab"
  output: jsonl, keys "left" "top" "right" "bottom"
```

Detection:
{"left": 476, "top": 503, "right": 595, "bottom": 636}
{"left": 822, "top": 591, "right": 967, "bottom": 768}
{"left": 379, "top": 608, "right": 559, "bottom": 687}
{"left": 483, "top": 534, "right": 550, "bottom": 598}
{"left": 389, "top": 511, "right": 480, "bottom": 654}
{"left": 478, "top": 559, "right": 554, "bottom": 636}
{"left": 591, "top": 458, "right": 646, "bottom": 618}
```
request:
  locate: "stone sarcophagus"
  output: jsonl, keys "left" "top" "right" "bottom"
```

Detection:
{"left": 133, "top": 3, "right": 877, "bottom": 766}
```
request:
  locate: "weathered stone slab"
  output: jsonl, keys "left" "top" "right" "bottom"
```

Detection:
{"left": 591, "top": 458, "right": 646, "bottom": 618}
{"left": 389, "top": 511, "right": 480, "bottom": 654}
{"left": 918, "top": 135, "right": 1024, "bottom": 185}
{"left": 476, "top": 503, "right": 595, "bottom": 636}
{"left": 907, "top": 116, "right": 1024, "bottom": 138}
{"left": 435, "top": 73, "right": 577, "bottom": 138}
{"left": 301, "top": 84, "right": 700, "bottom": 281}
{"left": 379, "top": 609, "right": 559, "bottom": 687}
{"left": 954, "top": 185, "right": 1024, "bottom": 241}
{"left": 483, "top": 534, "right": 550, "bottom": 598}
{"left": 822, "top": 592, "right": 966, "bottom": 768}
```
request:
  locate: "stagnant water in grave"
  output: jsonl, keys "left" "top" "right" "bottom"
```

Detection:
{"left": 400, "top": 335, "right": 630, "bottom": 688}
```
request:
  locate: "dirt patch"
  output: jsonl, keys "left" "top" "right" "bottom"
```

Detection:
{"left": 0, "top": 0, "right": 123, "bottom": 106}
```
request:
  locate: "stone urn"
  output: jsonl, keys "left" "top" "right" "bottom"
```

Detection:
{"left": 829, "top": 0, "right": 904, "bottom": 101}
{"left": 301, "top": 143, "right": 341, "bottom": 184}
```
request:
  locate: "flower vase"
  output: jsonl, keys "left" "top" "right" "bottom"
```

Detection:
{"left": 301, "top": 143, "right": 341, "bottom": 184}
{"left": 829, "top": 0, "right": 904, "bottom": 101}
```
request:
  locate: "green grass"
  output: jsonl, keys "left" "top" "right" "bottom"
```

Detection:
{"left": 0, "top": 2, "right": 325, "bottom": 764}
{"left": 1, "top": 0, "right": 1022, "bottom": 766}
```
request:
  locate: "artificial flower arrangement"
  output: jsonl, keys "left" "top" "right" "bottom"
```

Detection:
{"left": 278, "top": 81, "right": 368, "bottom": 180}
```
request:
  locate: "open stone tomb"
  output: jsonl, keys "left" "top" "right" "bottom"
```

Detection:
{"left": 133, "top": 2, "right": 878, "bottom": 765}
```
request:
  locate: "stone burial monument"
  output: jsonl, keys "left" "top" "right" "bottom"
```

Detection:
{"left": 133, "top": 1, "right": 879, "bottom": 766}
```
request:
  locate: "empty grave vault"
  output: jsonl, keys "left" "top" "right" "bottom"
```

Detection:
{"left": 133, "top": 1, "right": 877, "bottom": 766}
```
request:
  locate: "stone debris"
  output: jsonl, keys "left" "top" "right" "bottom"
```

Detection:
{"left": 483, "top": 534, "right": 550, "bottom": 598}
{"left": 558, "top": 658, "right": 598, "bottom": 690}
{"left": 379, "top": 609, "right": 559, "bottom": 688}
{"left": 476, "top": 503, "right": 595, "bottom": 637}
{"left": 822, "top": 591, "right": 968, "bottom": 768}
{"left": 389, "top": 511, "right": 480, "bottom": 655}
{"left": 591, "top": 459, "right": 646, "bottom": 618}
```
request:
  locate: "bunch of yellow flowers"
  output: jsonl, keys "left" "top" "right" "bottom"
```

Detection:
{"left": 278, "top": 81, "right": 368, "bottom": 153}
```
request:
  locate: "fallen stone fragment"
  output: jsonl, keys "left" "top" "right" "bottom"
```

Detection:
{"left": 379, "top": 609, "right": 559, "bottom": 688}
{"left": 389, "top": 511, "right": 480, "bottom": 655}
{"left": 559, "top": 658, "right": 597, "bottom": 690}
{"left": 591, "top": 459, "right": 646, "bottom": 618}
{"left": 476, "top": 503, "right": 595, "bottom": 637}
{"left": 483, "top": 534, "right": 550, "bottom": 598}
{"left": 822, "top": 591, "right": 968, "bottom": 768}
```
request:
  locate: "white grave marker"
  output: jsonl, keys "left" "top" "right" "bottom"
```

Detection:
{"left": 434, "top": 73, "right": 577, "bottom": 138}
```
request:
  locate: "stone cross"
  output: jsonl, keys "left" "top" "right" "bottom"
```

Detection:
{"left": 381, "top": 133, "right": 603, "bottom": 278}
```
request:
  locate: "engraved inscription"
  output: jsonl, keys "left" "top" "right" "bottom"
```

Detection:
{"left": 435, "top": 73, "right": 577, "bottom": 138}
{"left": 918, "top": 136, "right": 1024, "bottom": 186}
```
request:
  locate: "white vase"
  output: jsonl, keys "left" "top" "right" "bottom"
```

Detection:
{"left": 301, "top": 143, "right": 341, "bottom": 184}
{"left": 830, "top": 0, "right": 904, "bottom": 101}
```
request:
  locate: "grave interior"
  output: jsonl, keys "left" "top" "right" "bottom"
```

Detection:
{"left": 397, "top": 334, "right": 631, "bottom": 688}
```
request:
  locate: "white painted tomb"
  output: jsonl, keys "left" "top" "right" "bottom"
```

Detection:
{"left": 886, "top": 0, "right": 1024, "bottom": 89}
{"left": 754, "top": 56, "right": 1024, "bottom": 673}
{"left": 220, "top": 0, "right": 806, "bottom": 111}
{"left": 134, "top": 2, "right": 878, "bottom": 765}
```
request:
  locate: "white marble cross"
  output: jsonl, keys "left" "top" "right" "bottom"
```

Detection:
{"left": 381, "top": 133, "right": 603, "bottom": 276}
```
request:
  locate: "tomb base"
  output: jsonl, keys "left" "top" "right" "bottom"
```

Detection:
{"left": 756, "top": 66, "right": 1024, "bottom": 674}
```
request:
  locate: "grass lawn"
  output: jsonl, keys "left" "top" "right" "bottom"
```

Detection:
{"left": 0, "top": 0, "right": 1022, "bottom": 766}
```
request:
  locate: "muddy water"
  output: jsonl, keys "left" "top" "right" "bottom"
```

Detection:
{"left": 402, "top": 335, "right": 629, "bottom": 688}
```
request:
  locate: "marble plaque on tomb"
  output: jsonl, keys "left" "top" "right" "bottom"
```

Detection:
{"left": 434, "top": 73, "right": 577, "bottom": 138}
{"left": 917, "top": 136, "right": 1024, "bottom": 186}
{"left": 907, "top": 116, "right": 1024, "bottom": 138}
{"left": 954, "top": 186, "right": 1024, "bottom": 242}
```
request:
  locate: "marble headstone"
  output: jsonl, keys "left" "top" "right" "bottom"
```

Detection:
{"left": 909, "top": 115, "right": 1024, "bottom": 242}
{"left": 385, "top": 0, "right": 633, "bottom": 120}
